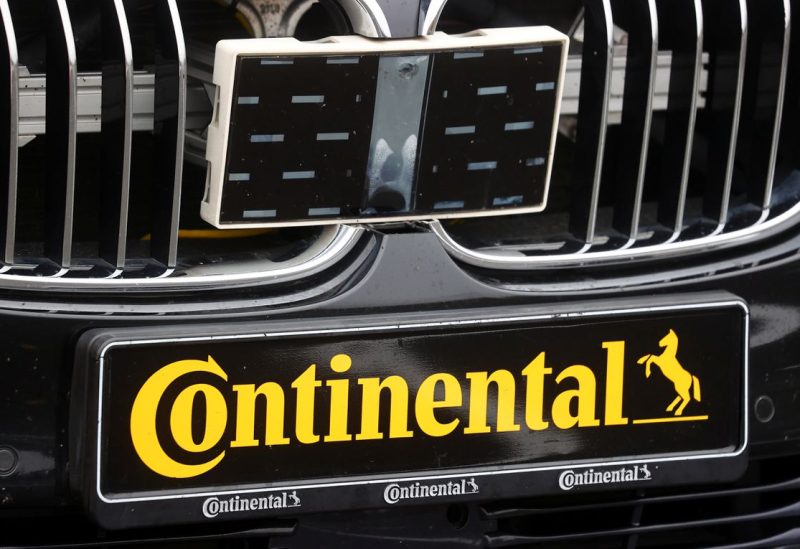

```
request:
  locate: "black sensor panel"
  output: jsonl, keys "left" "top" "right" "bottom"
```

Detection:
{"left": 416, "top": 45, "right": 564, "bottom": 213}
{"left": 207, "top": 29, "right": 568, "bottom": 227}
{"left": 221, "top": 55, "right": 379, "bottom": 223}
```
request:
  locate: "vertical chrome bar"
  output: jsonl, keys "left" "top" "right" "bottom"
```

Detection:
{"left": 0, "top": 0, "right": 17, "bottom": 265}
{"left": 777, "top": 0, "right": 799, "bottom": 172}
{"left": 44, "top": 0, "right": 77, "bottom": 268}
{"left": 736, "top": 0, "right": 791, "bottom": 218}
{"left": 99, "top": 0, "right": 134, "bottom": 270}
{"left": 610, "top": 0, "right": 659, "bottom": 244}
{"left": 763, "top": 0, "right": 791, "bottom": 212}
{"left": 699, "top": 0, "right": 748, "bottom": 231}
{"left": 654, "top": 0, "right": 703, "bottom": 239}
{"left": 568, "top": 0, "right": 614, "bottom": 246}
{"left": 151, "top": 0, "right": 187, "bottom": 269}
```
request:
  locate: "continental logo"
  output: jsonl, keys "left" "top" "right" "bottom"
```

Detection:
{"left": 558, "top": 464, "right": 653, "bottom": 491}
{"left": 384, "top": 478, "right": 479, "bottom": 504}
{"left": 202, "top": 491, "right": 300, "bottom": 519}
{"left": 128, "top": 331, "right": 707, "bottom": 479}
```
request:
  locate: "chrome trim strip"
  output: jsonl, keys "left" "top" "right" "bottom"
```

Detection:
{"left": 50, "top": 0, "right": 78, "bottom": 269}
{"left": 428, "top": 195, "right": 800, "bottom": 269}
{"left": 104, "top": 0, "right": 134, "bottom": 270}
{"left": 166, "top": 0, "right": 186, "bottom": 269}
{"left": 763, "top": 0, "right": 792, "bottom": 212}
{"left": 716, "top": 0, "right": 748, "bottom": 232}
{"left": 0, "top": 0, "right": 17, "bottom": 265}
{"left": 0, "top": 225, "right": 365, "bottom": 290}
{"left": 611, "top": 0, "right": 659, "bottom": 244}
{"left": 672, "top": 0, "right": 704, "bottom": 239}
{"left": 573, "top": 0, "right": 615, "bottom": 247}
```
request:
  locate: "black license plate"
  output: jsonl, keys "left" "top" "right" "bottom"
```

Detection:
{"left": 71, "top": 295, "right": 748, "bottom": 529}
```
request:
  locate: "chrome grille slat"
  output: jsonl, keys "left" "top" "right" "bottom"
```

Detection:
{"left": 0, "top": 0, "right": 794, "bottom": 287}
{"left": 737, "top": 0, "right": 791, "bottom": 214}
{"left": 0, "top": 0, "right": 18, "bottom": 265}
{"left": 777, "top": 0, "right": 800, "bottom": 177}
{"left": 698, "top": 0, "right": 748, "bottom": 230}
{"left": 609, "top": 0, "right": 658, "bottom": 243}
{"left": 44, "top": 0, "right": 77, "bottom": 269}
{"left": 767, "top": 0, "right": 792, "bottom": 210}
{"left": 99, "top": 0, "right": 134, "bottom": 270}
{"left": 569, "top": 0, "right": 615, "bottom": 247}
{"left": 150, "top": 0, "right": 187, "bottom": 269}
{"left": 652, "top": 0, "right": 703, "bottom": 239}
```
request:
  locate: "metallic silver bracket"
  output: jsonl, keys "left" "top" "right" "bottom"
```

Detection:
{"left": 15, "top": 49, "right": 706, "bottom": 140}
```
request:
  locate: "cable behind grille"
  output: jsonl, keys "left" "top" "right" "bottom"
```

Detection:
{"left": 431, "top": 0, "right": 800, "bottom": 271}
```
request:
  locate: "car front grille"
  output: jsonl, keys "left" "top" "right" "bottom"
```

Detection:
{"left": 431, "top": 0, "right": 800, "bottom": 272}
{"left": 0, "top": 0, "right": 372, "bottom": 290}
{"left": 0, "top": 0, "right": 798, "bottom": 290}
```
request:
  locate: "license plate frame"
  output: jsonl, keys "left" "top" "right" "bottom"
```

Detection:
{"left": 71, "top": 293, "right": 749, "bottom": 529}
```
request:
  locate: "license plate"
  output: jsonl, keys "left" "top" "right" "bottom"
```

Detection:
{"left": 71, "top": 296, "right": 748, "bottom": 529}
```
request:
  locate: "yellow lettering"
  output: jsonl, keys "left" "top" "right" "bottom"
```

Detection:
{"left": 603, "top": 341, "right": 629, "bottom": 426}
{"left": 521, "top": 353, "right": 551, "bottom": 431}
{"left": 356, "top": 376, "right": 413, "bottom": 440}
{"left": 325, "top": 354, "right": 353, "bottom": 442}
{"left": 464, "top": 370, "right": 520, "bottom": 434}
{"left": 292, "top": 365, "right": 321, "bottom": 444}
{"left": 231, "top": 382, "right": 289, "bottom": 447}
{"left": 170, "top": 384, "right": 228, "bottom": 453}
{"left": 552, "top": 365, "right": 601, "bottom": 429}
{"left": 130, "top": 357, "right": 227, "bottom": 479}
{"left": 416, "top": 373, "right": 462, "bottom": 437}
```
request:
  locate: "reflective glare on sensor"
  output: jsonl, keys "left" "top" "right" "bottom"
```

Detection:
{"left": 202, "top": 27, "right": 569, "bottom": 228}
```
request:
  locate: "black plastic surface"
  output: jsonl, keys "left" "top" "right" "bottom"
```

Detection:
{"left": 219, "top": 43, "right": 564, "bottom": 224}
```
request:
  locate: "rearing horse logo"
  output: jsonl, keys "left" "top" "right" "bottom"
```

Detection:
{"left": 637, "top": 330, "right": 701, "bottom": 416}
